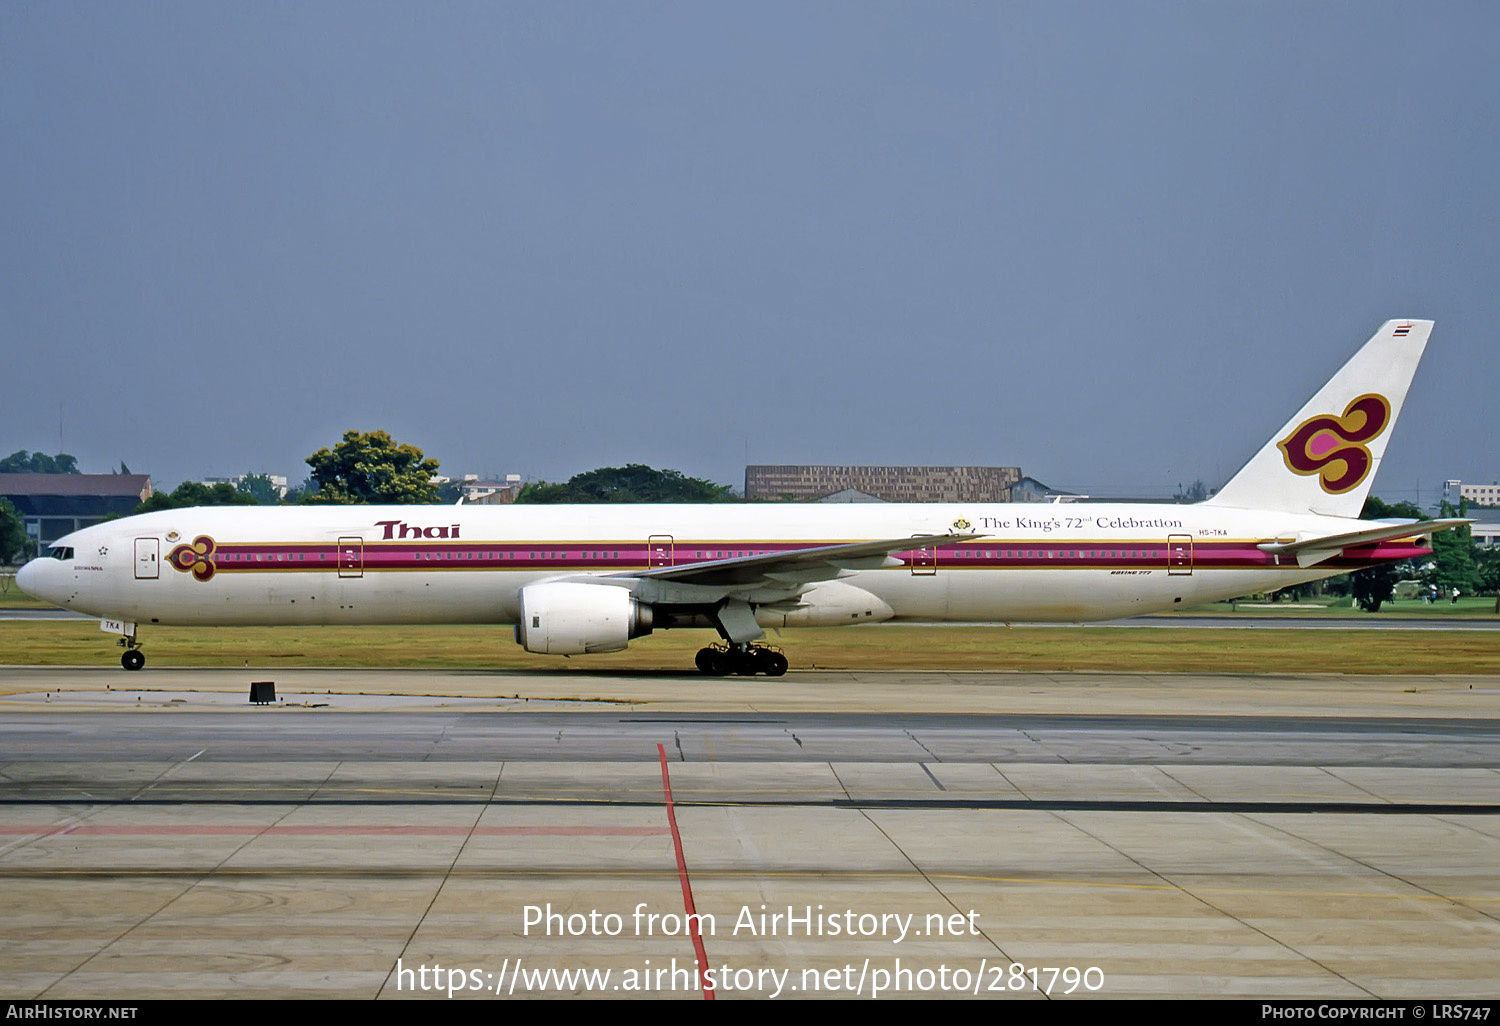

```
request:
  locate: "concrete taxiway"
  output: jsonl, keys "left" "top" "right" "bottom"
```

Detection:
{"left": 1, "top": 667, "right": 1497, "bottom": 1000}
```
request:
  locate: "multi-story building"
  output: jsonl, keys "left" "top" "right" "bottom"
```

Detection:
{"left": 744, "top": 465, "right": 1020, "bottom": 503}
{"left": 1460, "top": 482, "right": 1500, "bottom": 507}
{"left": 1441, "top": 480, "right": 1500, "bottom": 508}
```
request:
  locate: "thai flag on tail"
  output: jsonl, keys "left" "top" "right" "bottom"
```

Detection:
{"left": 1393, "top": 324, "right": 1411, "bottom": 336}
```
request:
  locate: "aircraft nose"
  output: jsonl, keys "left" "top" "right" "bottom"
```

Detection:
{"left": 15, "top": 558, "right": 40, "bottom": 598}
{"left": 16, "top": 555, "right": 69, "bottom": 606}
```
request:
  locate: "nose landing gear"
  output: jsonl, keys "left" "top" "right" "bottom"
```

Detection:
{"left": 694, "top": 643, "right": 788, "bottom": 677}
{"left": 118, "top": 635, "right": 145, "bottom": 671}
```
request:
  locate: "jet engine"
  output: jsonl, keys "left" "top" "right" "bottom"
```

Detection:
{"left": 515, "top": 582, "right": 653, "bottom": 654}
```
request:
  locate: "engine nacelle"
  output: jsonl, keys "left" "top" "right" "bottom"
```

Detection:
{"left": 515, "top": 582, "right": 653, "bottom": 655}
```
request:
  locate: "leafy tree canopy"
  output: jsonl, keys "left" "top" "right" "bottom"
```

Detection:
{"left": 1476, "top": 547, "right": 1500, "bottom": 599}
{"left": 304, "top": 430, "right": 441, "bottom": 505}
{"left": 235, "top": 474, "right": 283, "bottom": 505}
{"left": 0, "top": 498, "right": 29, "bottom": 566}
{"left": 134, "top": 481, "right": 259, "bottom": 514}
{"left": 516, "top": 464, "right": 734, "bottom": 504}
{"left": 0, "top": 450, "right": 80, "bottom": 474}
{"left": 1174, "top": 479, "right": 1213, "bottom": 502}
{"left": 281, "top": 477, "right": 316, "bottom": 504}
{"left": 1362, "top": 496, "right": 1429, "bottom": 522}
{"left": 1429, "top": 499, "right": 1479, "bottom": 594}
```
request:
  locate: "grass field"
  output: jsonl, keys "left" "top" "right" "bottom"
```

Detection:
{"left": 2, "top": 620, "right": 1497, "bottom": 674}
{"left": 1164, "top": 596, "right": 1500, "bottom": 618}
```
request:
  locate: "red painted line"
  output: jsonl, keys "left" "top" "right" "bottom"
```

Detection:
{"left": 0, "top": 825, "right": 669, "bottom": 837}
{"left": 657, "top": 742, "right": 714, "bottom": 1001}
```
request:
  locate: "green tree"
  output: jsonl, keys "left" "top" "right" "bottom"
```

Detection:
{"left": 0, "top": 450, "right": 81, "bottom": 474}
{"left": 0, "top": 498, "right": 29, "bottom": 565}
{"left": 1475, "top": 547, "right": 1500, "bottom": 596}
{"left": 1174, "top": 479, "right": 1212, "bottom": 502}
{"left": 134, "top": 481, "right": 259, "bottom": 514}
{"left": 281, "top": 476, "right": 317, "bottom": 504}
{"left": 235, "top": 474, "right": 283, "bottom": 505}
{"left": 516, "top": 464, "right": 733, "bottom": 504}
{"left": 1346, "top": 496, "right": 1429, "bottom": 612}
{"left": 304, "top": 430, "right": 441, "bottom": 505}
{"left": 1428, "top": 499, "right": 1480, "bottom": 597}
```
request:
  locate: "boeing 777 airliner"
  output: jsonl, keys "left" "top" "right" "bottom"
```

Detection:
{"left": 17, "top": 320, "right": 1465, "bottom": 674}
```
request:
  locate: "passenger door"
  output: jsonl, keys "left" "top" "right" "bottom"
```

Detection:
{"left": 338, "top": 536, "right": 363, "bottom": 579}
{"left": 1167, "top": 534, "right": 1193, "bottom": 576}
{"left": 134, "top": 538, "right": 159, "bottom": 580}
{"left": 648, "top": 535, "right": 673, "bottom": 568}
{"left": 909, "top": 536, "right": 937, "bottom": 576}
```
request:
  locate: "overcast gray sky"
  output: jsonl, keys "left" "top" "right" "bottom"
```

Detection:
{"left": 3, "top": 1, "right": 1496, "bottom": 504}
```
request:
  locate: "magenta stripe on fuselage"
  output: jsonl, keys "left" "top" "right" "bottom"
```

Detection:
{"left": 185, "top": 538, "right": 1431, "bottom": 575}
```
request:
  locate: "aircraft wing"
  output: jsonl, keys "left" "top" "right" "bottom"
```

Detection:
{"left": 607, "top": 532, "right": 984, "bottom": 588}
{"left": 1257, "top": 518, "right": 1471, "bottom": 568}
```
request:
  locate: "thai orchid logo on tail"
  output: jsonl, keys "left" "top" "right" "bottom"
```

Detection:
{"left": 168, "top": 536, "right": 217, "bottom": 581}
{"left": 1277, "top": 393, "right": 1391, "bottom": 494}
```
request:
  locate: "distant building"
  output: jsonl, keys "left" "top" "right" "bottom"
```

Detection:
{"left": 1472, "top": 523, "right": 1500, "bottom": 549}
{"left": 745, "top": 465, "right": 1020, "bottom": 503}
{"left": 0, "top": 474, "right": 153, "bottom": 560}
{"left": 1457, "top": 481, "right": 1500, "bottom": 507}
{"left": 463, "top": 474, "right": 524, "bottom": 505}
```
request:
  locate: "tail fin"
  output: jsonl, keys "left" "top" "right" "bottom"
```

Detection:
{"left": 1204, "top": 319, "right": 1433, "bottom": 517}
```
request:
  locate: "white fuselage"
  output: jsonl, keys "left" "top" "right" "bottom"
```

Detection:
{"left": 18, "top": 501, "right": 1422, "bottom": 630}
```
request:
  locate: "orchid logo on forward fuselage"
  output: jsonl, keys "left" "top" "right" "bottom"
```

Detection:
{"left": 168, "top": 536, "right": 217, "bottom": 581}
{"left": 1277, "top": 393, "right": 1391, "bottom": 494}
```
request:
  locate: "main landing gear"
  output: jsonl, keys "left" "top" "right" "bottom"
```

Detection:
{"left": 118, "top": 634, "right": 145, "bottom": 671}
{"left": 695, "top": 643, "right": 788, "bottom": 677}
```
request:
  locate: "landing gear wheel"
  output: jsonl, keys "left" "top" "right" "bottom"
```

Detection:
{"left": 121, "top": 649, "right": 145, "bottom": 672}
{"left": 696, "top": 646, "right": 731, "bottom": 676}
{"left": 742, "top": 647, "right": 770, "bottom": 676}
{"left": 695, "top": 647, "right": 719, "bottom": 675}
{"left": 695, "top": 643, "right": 786, "bottom": 677}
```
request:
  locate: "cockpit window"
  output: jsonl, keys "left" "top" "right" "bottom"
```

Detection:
{"left": 49, "top": 547, "right": 74, "bottom": 560}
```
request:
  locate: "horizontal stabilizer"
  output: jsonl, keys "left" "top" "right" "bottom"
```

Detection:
{"left": 1257, "top": 519, "right": 1469, "bottom": 567}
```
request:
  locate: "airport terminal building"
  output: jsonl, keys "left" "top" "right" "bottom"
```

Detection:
{"left": 744, "top": 465, "right": 1020, "bottom": 503}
